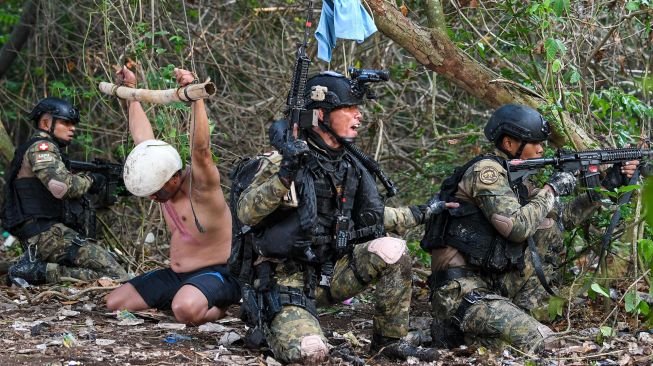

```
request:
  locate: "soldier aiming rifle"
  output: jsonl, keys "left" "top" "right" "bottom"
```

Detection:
{"left": 2, "top": 97, "right": 127, "bottom": 285}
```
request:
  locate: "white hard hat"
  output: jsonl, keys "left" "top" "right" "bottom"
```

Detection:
{"left": 123, "top": 139, "right": 183, "bottom": 197}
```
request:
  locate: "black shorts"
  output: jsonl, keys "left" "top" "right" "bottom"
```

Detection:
{"left": 129, "top": 264, "right": 241, "bottom": 310}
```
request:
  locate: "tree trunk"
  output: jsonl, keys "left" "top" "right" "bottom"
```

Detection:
{"left": 0, "top": 117, "right": 14, "bottom": 165}
{"left": 0, "top": 0, "right": 39, "bottom": 80}
{"left": 368, "top": 0, "right": 593, "bottom": 149}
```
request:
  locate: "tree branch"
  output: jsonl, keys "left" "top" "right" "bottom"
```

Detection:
{"left": 0, "top": 0, "right": 39, "bottom": 80}
{"left": 423, "top": 0, "right": 447, "bottom": 32}
{"left": 368, "top": 0, "right": 594, "bottom": 149}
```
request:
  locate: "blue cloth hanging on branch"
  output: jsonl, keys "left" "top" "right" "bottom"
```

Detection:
{"left": 315, "top": 0, "right": 377, "bottom": 62}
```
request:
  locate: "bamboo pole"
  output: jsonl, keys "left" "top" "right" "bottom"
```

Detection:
{"left": 98, "top": 79, "right": 216, "bottom": 104}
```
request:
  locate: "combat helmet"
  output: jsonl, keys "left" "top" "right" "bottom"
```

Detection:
{"left": 29, "top": 97, "right": 80, "bottom": 126}
{"left": 484, "top": 104, "right": 550, "bottom": 158}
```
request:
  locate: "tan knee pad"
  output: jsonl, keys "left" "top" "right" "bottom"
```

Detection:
{"left": 300, "top": 335, "right": 328, "bottom": 363}
{"left": 368, "top": 237, "right": 406, "bottom": 264}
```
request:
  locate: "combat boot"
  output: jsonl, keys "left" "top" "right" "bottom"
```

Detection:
{"left": 370, "top": 333, "right": 439, "bottom": 362}
{"left": 7, "top": 255, "right": 47, "bottom": 286}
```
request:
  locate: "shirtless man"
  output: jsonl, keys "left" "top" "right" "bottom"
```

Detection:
{"left": 106, "top": 67, "right": 240, "bottom": 325}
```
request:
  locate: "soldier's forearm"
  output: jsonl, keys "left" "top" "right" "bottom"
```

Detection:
{"left": 506, "top": 189, "right": 555, "bottom": 242}
{"left": 63, "top": 175, "right": 93, "bottom": 199}
{"left": 384, "top": 206, "right": 419, "bottom": 235}
{"left": 128, "top": 101, "right": 155, "bottom": 145}
{"left": 237, "top": 176, "right": 288, "bottom": 226}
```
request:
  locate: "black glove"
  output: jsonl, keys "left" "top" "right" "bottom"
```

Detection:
{"left": 88, "top": 173, "right": 106, "bottom": 194}
{"left": 601, "top": 164, "right": 629, "bottom": 191}
{"left": 410, "top": 195, "right": 448, "bottom": 225}
{"left": 547, "top": 171, "right": 576, "bottom": 196}
{"left": 641, "top": 162, "right": 652, "bottom": 178}
{"left": 277, "top": 138, "right": 309, "bottom": 187}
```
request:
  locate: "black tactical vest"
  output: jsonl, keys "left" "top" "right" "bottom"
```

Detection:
{"left": 252, "top": 149, "right": 386, "bottom": 263}
{"left": 421, "top": 155, "right": 527, "bottom": 272}
{"left": 2, "top": 135, "right": 65, "bottom": 238}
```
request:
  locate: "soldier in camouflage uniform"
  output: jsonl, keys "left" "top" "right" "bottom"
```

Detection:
{"left": 2, "top": 97, "right": 127, "bottom": 285}
{"left": 423, "top": 104, "right": 641, "bottom": 353}
{"left": 498, "top": 169, "right": 640, "bottom": 320}
{"left": 236, "top": 71, "right": 452, "bottom": 363}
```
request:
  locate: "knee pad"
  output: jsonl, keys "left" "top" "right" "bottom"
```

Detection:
{"left": 367, "top": 237, "right": 406, "bottom": 264}
{"left": 300, "top": 335, "right": 328, "bottom": 363}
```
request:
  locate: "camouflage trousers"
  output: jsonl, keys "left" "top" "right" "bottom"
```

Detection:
{"left": 495, "top": 223, "right": 567, "bottom": 321}
{"left": 266, "top": 238, "right": 412, "bottom": 363}
{"left": 430, "top": 274, "right": 557, "bottom": 353}
{"left": 24, "top": 223, "right": 127, "bottom": 283}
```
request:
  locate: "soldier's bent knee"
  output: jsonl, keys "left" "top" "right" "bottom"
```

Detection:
{"left": 299, "top": 335, "right": 328, "bottom": 364}
{"left": 367, "top": 237, "right": 407, "bottom": 264}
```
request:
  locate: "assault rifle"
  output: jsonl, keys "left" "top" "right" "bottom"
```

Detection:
{"left": 69, "top": 159, "right": 127, "bottom": 208}
{"left": 66, "top": 159, "right": 128, "bottom": 239}
{"left": 505, "top": 146, "right": 652, "bottom": 295}
{"left": 505, "top": 147, "right": 653, "bottom": 188}
{"left": 284, "top": 0, "right": 314, "bottom": 134}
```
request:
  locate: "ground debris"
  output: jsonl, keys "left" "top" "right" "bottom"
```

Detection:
{"left": 2, "top": 279, "right": 653, "bottom": 365}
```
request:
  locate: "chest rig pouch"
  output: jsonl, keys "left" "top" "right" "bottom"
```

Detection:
{"left": 444, "top": 203, "right": 524, "bottom": 272}
{"left": 251, "top": 150, "right": 384, "bottom": 264}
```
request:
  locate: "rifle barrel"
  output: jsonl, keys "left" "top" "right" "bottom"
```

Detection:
{"left": 506, "top": 147, "right": 652, "bottom": 172}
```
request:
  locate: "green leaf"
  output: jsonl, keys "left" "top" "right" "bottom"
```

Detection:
{"left": 625, "top": 291, "right": 638, "bottom": 312}
{"left": 638, "top": 300, "right": 650, "bottom": 315}
{"left": 638, "top": 239, "right": 653, "bottom": 267}
{"left": 591, "top": 283, "right": 610, "bottom": 298}
{"left": 552, "top": 59, "right": 563, "bottom": 73}
{"left": 570, "top": 70, "right": 581, "bottom": 84}
{"left": 626, "top": 1, "right": 641, "bottom": 11}
{"left": 555, "top": 39, "right": 567, "bottom": 56}
{"left": 544, "top": 38, "right": 558, "bottom": 61}
{"left": 616, "top": 184, "right": 641, "bottom": 194}
{"left": 600, "top": 326, "right": 616, "bottom": 337}
{"left": 547, "top": 296, "right": 565, "bottom": 319}
{"left": 552, "top": 0, "right": 570, "bottom": 16}
{"left": 645, "top": 178, "right": 653, "bottom": 233}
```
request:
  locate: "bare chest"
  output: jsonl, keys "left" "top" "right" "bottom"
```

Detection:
{"left": 161, "top": 200, "right": 202, "bottom": 245}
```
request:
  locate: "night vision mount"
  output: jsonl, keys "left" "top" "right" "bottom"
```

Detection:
{"left": 348, "top": 67, "right": 390, "bottom": 100}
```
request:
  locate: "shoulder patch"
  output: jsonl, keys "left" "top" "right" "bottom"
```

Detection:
{"left": 38, "top": 142, "right": 50, "bottom": 151}
{"left": 35, "top": 152, "right": 54, "bottom": 163}
{"left": 479, "top": 166, "right": 500, "bottom": 184}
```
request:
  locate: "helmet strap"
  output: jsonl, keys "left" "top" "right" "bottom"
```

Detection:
{"left": 514, "top": 141, "right": 528, "bottom": 159}
{"left": 317, "top": 108, "right": 356, "bottom": 144}
{"left": 496, "top": 137, "right": 526, "bottom": 159}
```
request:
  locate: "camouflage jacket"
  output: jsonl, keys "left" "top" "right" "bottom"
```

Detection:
{"left": 17, "top": 131, "right": 92, "bottom": 199}
{"left": 432, "top": 150, "right": 598, "bottom": 270}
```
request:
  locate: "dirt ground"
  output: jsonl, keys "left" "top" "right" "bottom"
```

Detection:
{"left": 1, "top": 271, "right": 653, "bottom": 365}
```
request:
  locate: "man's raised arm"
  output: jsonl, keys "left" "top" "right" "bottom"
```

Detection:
{"left": 116, "top": 66, "right": 154, "bottom": 144}
{"left": 174, "top": 68, "right": 220, "bottom": 191}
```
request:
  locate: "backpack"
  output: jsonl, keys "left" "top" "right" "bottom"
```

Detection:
{"left": 227, "top": 155, "right": 267, "bottom": 281}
